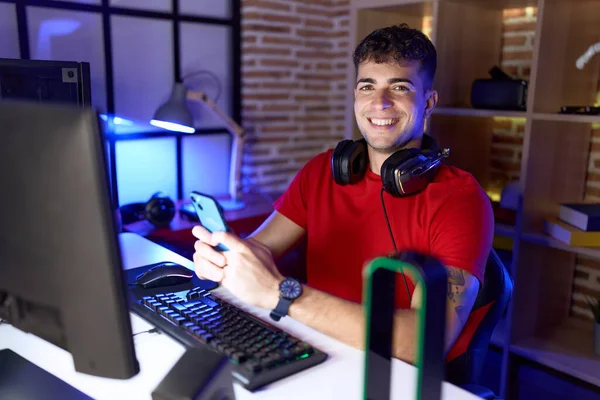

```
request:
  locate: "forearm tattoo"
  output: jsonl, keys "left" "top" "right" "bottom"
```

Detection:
{"left": 447, "top": 267, "right": 469, "bottom": 326}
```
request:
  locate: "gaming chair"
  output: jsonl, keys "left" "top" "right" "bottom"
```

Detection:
{"left": 447, "top": 248, "right": 514, "bottom": 399}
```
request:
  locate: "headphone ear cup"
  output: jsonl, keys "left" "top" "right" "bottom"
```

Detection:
{"left": 381, "top": 135, "right": 444, "bottom": 197}
{"left": 381, "top": 148, "right": 415, "bottom": 196}
{"left": 149, "top": 191, "right": 164, "bottom": 201}
{"left": 118, "top": 202, "right": 147, "bottom": 225}
{"left": 145, "top": 193, "right": 176, "bottom": 227}
{"left": 332, "top": 140, "right": 352, "bottom": 185}
{"left": 382, "top": 148, "right": 442, "bottom": 197}
{"left": 331, "top": 139, "right": 368, "bottom": 185}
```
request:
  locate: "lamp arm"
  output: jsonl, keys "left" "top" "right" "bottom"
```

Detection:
{"left": 576, "top": 42, "right": 600, "bottom": 70}
{"left": 187, "top": 91, "right": 245, "bottom": 204}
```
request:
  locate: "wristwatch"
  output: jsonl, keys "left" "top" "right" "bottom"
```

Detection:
{"left": 270, "top": 277, "right": 303, "bottom": 322}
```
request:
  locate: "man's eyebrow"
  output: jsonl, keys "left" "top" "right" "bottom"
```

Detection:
{"left": 356, "top": 77, "right": 415, "bottom": 86}
{"left": 389, "top": 78, "right": 414, "bottom": 86}
{"left": 356, "top": 78, "right": 375, "bottom": 85}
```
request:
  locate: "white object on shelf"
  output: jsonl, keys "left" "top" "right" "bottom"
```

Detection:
{"left": 576, "top": 42, "right": 600, "bottom": 70}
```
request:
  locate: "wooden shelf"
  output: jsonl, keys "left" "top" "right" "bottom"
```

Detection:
{"left": 440, "top": 0, "right": 539, "bottom": 9}
{"left": 511, "top": 318, "right": 600, "bottom": 388}
{"left": 520, "top": 231, "right": 600, "bottom": 260}
{"left": 531, "top": 1, "right": 600, "bottom": 117}
{"left": 532, "top": 113, "right": 600, "bottom": 124}
{"left": 433, "top": 110, "right": 600, "bottom": 123}
{"left": 434, "top": 107, "right": 527, "bottom": 118}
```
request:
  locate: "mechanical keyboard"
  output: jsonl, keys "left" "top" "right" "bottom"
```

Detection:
{"left": 131, "top": 287, "right": 328, "bottom": 391}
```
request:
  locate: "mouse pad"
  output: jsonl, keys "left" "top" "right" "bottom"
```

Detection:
{"left": 125, "top": 261, "right": 219, "bottom": 305}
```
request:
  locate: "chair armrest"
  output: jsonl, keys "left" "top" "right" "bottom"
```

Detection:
{"left": 460, "top": 383, "right": 499, "bottom": 399}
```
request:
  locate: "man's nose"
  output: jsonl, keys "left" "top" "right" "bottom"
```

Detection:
{"left": 371, "top": 90, "right": 392, "bottom": 110}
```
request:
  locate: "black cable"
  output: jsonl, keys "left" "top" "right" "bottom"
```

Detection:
{"left": 133, "top": 328, "right": 159, "bottom": 337}
{"left": 380, "top": 187, "right": 412, "bottom": 304}
{"left": 181, "top": 69, "right": 222, "bottom": 103}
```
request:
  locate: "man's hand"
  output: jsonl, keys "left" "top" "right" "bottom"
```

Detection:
{"left": 191, "top": 225, "right": 284, "bottom": 310}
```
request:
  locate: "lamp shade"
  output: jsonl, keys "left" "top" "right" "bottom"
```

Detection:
{"left": 150, "top": 83, "right": 195, "bottom": 133}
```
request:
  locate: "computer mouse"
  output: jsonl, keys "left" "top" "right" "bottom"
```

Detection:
{"left": 135, "top": 262, "right": 194, "bottom": 289}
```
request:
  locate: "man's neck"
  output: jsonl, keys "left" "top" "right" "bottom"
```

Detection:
{"left": 367, "top": 137, "right": 423, "bottom": 176}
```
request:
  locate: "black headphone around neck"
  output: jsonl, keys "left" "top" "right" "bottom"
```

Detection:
{"left": 331, "top": 134, "right": 450, "bottom": 197}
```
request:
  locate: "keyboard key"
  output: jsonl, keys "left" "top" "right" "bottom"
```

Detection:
{"left": 232, "top": 352, "right": 248, "bottom": 364}
{"left": 182, "top": 300, "right": 205, "bottom": 308}
{"left": 201, "top": 333, "right": 214, "bottom": 342}
{"left": 186, "top": 288, "right": 206, "bottom": 300}
{"left": 243, "top": 361, "right": 262, "bottom": 374}
{"left": 164, "top": 300, "right": 176, "bottom": 307}
{"left": 170, "top": 303, "right": 188, "bottom": 313}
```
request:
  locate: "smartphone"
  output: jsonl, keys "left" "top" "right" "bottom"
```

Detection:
{"left": 190, "top": 191, "right": 230, "bottom": 252}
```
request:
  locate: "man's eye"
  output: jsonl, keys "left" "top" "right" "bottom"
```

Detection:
{"left": 393, "top": 85, "right": 410, "bottom": 92}
{"left": 359, "top": 85, "right": 373, "bottom": 91}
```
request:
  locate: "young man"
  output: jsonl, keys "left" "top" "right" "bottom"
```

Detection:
{"left": 192, "top": 24, "right": 494, "bottom": 364}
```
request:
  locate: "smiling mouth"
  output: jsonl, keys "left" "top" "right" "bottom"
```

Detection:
{"left": 367, "top": 117, "right": 400, "bottom": 127}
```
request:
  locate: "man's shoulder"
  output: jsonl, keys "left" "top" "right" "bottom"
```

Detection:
{"left": 428, "top": 165, "right": 490, "bottom": 206}
{"left": 298, "top": 149, "right": 334, "bottom": 173}
{"left": 433, "top": 164, "right": 480, "bottom": 186}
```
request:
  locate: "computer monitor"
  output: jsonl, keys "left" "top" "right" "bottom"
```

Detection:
{"left": 0, "top": 100, "right": 139, "bottom": 379}
{"left": 0, "top": 58, "right": 91, "bottom": 106}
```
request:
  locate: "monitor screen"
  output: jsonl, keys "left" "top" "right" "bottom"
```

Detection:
{"left": 0, "top": 100, "right": 138, "bottom": 379}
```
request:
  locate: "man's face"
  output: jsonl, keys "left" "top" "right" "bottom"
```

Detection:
{"left": 353, "top": 60, "right": 437, "bottom": 154}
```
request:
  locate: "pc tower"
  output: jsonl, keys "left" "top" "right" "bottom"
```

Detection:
{"left": 0, "top": 57, "right": 91, "bottom": 106}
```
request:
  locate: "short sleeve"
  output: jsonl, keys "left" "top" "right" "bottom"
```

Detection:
{"left": 273, "top": 153, "right": 325, "bottom": 229}
{"left": 429, "top": 183, "right": 494, "bottom": 284}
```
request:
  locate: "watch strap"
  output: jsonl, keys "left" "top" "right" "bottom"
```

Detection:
{"left": 270, "top": 297, "right": 293, "bottom": 321}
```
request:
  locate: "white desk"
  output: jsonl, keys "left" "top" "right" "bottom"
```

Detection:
{"left": 0, "top": 232, "right": 479, "bottom": 400}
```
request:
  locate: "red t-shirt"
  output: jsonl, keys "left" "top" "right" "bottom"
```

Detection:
{"left": 273, "top": 149, "right": 494, "bottom": 360}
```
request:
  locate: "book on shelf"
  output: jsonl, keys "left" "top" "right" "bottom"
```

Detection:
{"left": 559, "top": 203, "right": 600, "bottom": 232}
{"left": 543, "top": 218, "right": 600, "bottom": 247}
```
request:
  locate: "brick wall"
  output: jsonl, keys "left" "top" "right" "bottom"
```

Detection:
{"left": 240, "top": 0, "right": 350, "bottom": 194}
{"left": 489, "top": 7, "right": 535, "bottom": 186}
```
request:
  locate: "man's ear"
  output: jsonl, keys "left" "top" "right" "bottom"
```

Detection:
{"left": 424, "top": 89, "right": 438, "bottom": 119}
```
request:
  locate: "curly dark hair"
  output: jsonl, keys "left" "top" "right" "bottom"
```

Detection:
{"left": 352, "top": 24, "right": 437, "bottom": 90}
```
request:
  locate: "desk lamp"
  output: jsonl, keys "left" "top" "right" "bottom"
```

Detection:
{"left": 363, "top": 252, "right": 447, "bottom": 400}
{"left": 151, "top": 71, "right": 245, "bottom": 211}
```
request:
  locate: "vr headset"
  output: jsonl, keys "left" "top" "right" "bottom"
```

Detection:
{"left": 471, "top": 66, "right": 528, "bottom": 111}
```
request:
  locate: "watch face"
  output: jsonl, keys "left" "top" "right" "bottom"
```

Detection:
{"left": 280, "top": 278, "right": 302, "bottom": 299}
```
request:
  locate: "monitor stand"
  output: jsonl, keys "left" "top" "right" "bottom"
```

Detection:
{"left": 0, "top": 349, "right": 93, "bottom": 400}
